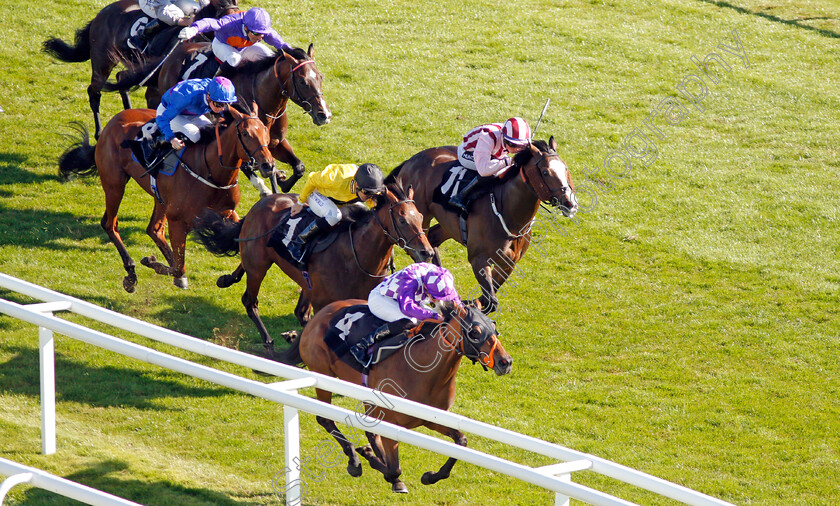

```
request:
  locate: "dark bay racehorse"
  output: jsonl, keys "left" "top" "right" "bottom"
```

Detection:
{"left": 192, "top": 181, "right": 435, "bottom": 350}
{"left": 43, "top": 0, "right": 238, "bottom": 139}
{"left": 105, "top": 44, "right": 330, "bottom": 192}
{"left": 274, "top": 299, "right": 512, "bottom": 493}
{"left": 57, "top": 104, "right": 274, "bottom": 292}
{"left": 390, "top": 137, "right": 578, "bottom": 313}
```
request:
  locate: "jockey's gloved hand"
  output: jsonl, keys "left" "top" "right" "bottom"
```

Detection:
{"left": 178, "top": 27, "right": 198, "bottom": 40}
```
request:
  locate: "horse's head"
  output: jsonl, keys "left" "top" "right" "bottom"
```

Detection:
{"left": 226, "top": 104, "right": 275, "bottom": 178}
{"left": 276, "top": 44, "right": 332, "bottom": 126}
{"left": 514, "top": 136, "right": 578, "bottom": 218}
{"left": 372, "top": 181, "right": 435, "bottom": 263}
{"left": 439, "top": 301, "right": 512, "bottom": 376}
{"left": 211, "top": 0, "right": 240, "bottom": 16}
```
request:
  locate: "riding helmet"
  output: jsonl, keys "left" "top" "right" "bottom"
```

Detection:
{"left": 421, "top": 265, "right": 462, "bottom": 303}
{"left": 244, "top": 8, "right": 272, "bottom": 35}
{"left": 354, "top": 163, "right": 386, "bottom": 194}
{"left": 502, "top": 117, "right": 531, "bottom": 146}
{"left": 208, "top": 77, "right": 237, "bottom": 103}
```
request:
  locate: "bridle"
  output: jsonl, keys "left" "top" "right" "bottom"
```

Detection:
{"left": 349, "top": 192, "right": 428, "bottom": 278}
{"left": 272, "top": 56, "right": 322, "bottom": 116}
{"left": 445, "top": 308, "right": 499, "bottom": 371}
{"left": 214, "top": 114, "right": 269, "bottom": 172}
{"left": 519, "top": 149, "right": 571, "bottom": 207}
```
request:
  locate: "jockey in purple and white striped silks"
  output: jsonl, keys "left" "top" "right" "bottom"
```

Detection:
{"left": 368, "top": 263, "right": 462, "bottom": 323}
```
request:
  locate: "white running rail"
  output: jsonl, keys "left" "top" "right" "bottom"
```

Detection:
{"left": 0, "top": 272, "right": 733, "bottom": 506}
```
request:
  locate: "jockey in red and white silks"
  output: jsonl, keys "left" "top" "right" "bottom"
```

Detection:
{"left": 456, "top": 116, "right": 531, "bottom": 177}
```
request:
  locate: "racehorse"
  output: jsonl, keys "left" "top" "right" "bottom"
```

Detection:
{"left": 274, "top": 299, "right": 512, "bottom": 493}
{"left": 57, "top": 103, "right": 274, "bottom": 292}
{"left": 43, "top": 0, "right": 238, "bottom": 139}
{"left": 389, "top": 137, "right": 578, "bottom": 313}
{"left": 104, "top": 43, "right": 330, "bottom": 192}
{"left": 191, "top": 180, "right": 435, "bottom": 351}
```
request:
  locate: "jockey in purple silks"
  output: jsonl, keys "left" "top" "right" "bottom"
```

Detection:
{"left": 179, "top": 7, "right": 294, "bottom": 74}
{"left": 349, "top": 263, "right": 462, "bottom": 366}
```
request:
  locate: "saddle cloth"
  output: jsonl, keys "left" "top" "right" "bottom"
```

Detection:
{"left": 432, "top": 163, "right": 480, "bottom": 212}
{"left": 179, "top": 45, "right": 221, "bottom": 81}
{"left": 324, "top": 304, "right": 422, "bottom": 374}
{"left": 265, "top": 207, "right": 353, "bottom": 269}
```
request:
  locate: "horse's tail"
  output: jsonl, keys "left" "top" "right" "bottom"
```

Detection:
{"left": 192, "top": 209, "right": 243, "bottom": 257}
{"left": 273, "top": 334, "right": 304, "bottom": 366}
{"left": 43, "top": 22, "right": 92, "bottom": 63}
{"left": 103, "top": 56, "right": 164, "bottom": 92}
{"left": 58, "top": 122, "right": 97, "bottom": 180}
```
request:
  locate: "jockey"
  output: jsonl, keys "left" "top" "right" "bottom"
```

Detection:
{"left": 153, "top": 76, "right": 237, "bottom": 160}
{"left": 449, "top": 117, "right": 531, "bottom": 212}
{"left": 287, "top": 163, "right": 386, "bottom": 259}
{"left": 179, "top": 8, "right": 294, "bottom": 74}
{"left": 349, "top": 263, "right": 462, "bottom": 366}
{"left": 127, "top": 0, "right": 209, "bottom": 51}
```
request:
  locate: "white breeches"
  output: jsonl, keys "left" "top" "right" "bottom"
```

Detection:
{"left": 456, "top": 144, "right": 478, "bottom": 171}
{"left": 368, "top": 291, "right": 416, "bottom": 323}
{"left": 139, "top": 0, "right": 208, "bottom": 25}
{"left": 156, "top": 104, "right": 212, "bottom": 143}
{"left": 306, "top": 191, "right": 343, "bottom": 226}
{"left": 212, "top": 38, "right": 275, "bottom": 66}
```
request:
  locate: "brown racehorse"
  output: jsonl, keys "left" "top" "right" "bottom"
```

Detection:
{"left": 390, "top": 137, "right": 578, "bottom": 313}
{"left": 43, "top": 0, "right": 238, "bottom": 139}
{"left": 274, "top": 299, "right": 512, "bottom": 493}
{"left": 192, "top": 181, "right": 435, "bottom": 350}
{"left": 57, "top": 104, "right": 274, "bottom": 292}
{"left": 105, "top": 44, "right": 330, "bottom": 192}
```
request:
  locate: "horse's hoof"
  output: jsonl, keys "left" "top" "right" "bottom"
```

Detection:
{"left": 216, "top": 275, "right": 232, "bottom": 288}
{"left": 355, "top": 445, "right": 374, "bottom": 459}
{"left": 140, "top": 256, "right": 156, "bottom": 267}
{"left": 122, "top": 275, "right": 137, "bottom": 293}
{"left": 347, "top": 462, "right": 362, "bottom": 477}
{"left": 421, "top": 471, "right": 439, "bottom": 485}
{"left": 280, "top": 330, "right": 298, "bottom": 343}
{"left": 391, "top": 481, "right": 408, "bottom": 494}
{"left": 174, "top": 276, "right": 189, "bottom": 289}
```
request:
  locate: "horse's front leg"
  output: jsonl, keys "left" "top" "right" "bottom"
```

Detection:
{"left": 269, "top": 138, "right": 305, "bottom": 193}
{"left": 165, "top": 219, "right": 189, "bottom": 289}
{"left": 293, "top": 288, "right": 313, "bottom": 327}
{"left": 420, "top": 424, "right": 467, "bottom": 485}
{"left": 315, "top": 415, "right": 363, "bottom": 478}
{"left": 142, "top": 203, "right": 177, "bottom": 277}
{"left": 470, "top": 256, "right": 499, "bottom": 314}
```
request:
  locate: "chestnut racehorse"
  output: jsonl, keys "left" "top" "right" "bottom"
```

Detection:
{"left": 105, "top": 44, "right": 330, "bottom": 192}
{"left": 274, "top": 299, "right": 512, "bottom": 493}
{"left": 192, "top": 181, "right": 435, "bottom": 350}
{"left": 390, "top": 137, "right": 578, "bottom": 313}
{"left": 57, "top": 105, "right": 274, "bottom": 291}
{"left": 43, "top": 0, "right": 238, "bottom": 138}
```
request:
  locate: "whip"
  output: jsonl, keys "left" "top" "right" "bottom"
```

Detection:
{"left": 530, "top": 98, "right": 550, "bottom": 140}
{"left": 139, "top": 40, "right": 182, "bottom": 87}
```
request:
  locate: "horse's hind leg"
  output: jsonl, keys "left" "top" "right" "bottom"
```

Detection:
{"left": 217, "top": 263, "right": 245, "bottom": 288}
{"left": 99, "top": 180, "right": 137, "bottom": 292}
{"left": 241, "top": 265, "right": 275, "bottom": 352}
{"left": 293, "top": 289, "right": 312, "bottom": 327}
{"left": 420, "top": 424, "right": 467, "bottom": 485}
{"left": 115, "top": 71, "right": 132, "bottom": 109}
{"left": 314, "top": 414, "right": 363, "bottom": 478}
{"left": 356, "top": 433, "right": 407, "bottom": 493}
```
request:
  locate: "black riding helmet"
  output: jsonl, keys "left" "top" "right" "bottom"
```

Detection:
{"left": 353, "top": 163, "right": 386, "bottom": 194}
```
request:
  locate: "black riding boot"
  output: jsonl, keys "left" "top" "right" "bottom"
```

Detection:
{"left": 349, "top": 318, "right": 414, "bottom": 366}
{"left": 287, "top": 217, "right": 330, "bottom": 261}
{"left": 215, "top": 62, "right": 235, "bottom": 77}
{"left": 449, "top": 176, "right": 484, "bottom": 213}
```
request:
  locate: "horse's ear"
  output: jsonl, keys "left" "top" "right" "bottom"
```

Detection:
{"left": 229, "top": 104, "right": 244, "bottom": 120}
{"left": 474, "top": 299, "right": 483, "bottom": 311}
{"left": 308, "top": 43, "right": 314, "bottom": 58}
{"left": 407, "top": 184, "right": 414, "bottom": 200}
{"left": 251, "top": 101, "right": 259, "bottom": 117}
{"left": 549, "top": 135, "right": 557, "bottom": 152}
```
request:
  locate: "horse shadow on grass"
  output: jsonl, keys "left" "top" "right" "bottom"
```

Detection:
{"left": 152, "top": 292, "right": 303, "bottom": 356}
{"left": 12, "top": 459, "right": 263, "bottom": 505}
{"left": 0, "top": 153, "right": 55, "bottom": 195}
{"left": 0, "top": 204, "right": 107, "bottom": 251}
{"left": 696, "top": 0, "right": 840, "bottom": 39}
{"left": 0, "top": 345, "right": 228, "bottom": 410}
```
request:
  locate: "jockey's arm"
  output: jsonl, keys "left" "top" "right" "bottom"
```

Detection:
{"left": 397, "top": 282, "right": 442, "bottom": 321}
{"left": 473, "top": 134, "right": 512, "bottom": 177}
{"left": 263, "top": 30, "right": 294, "bottom": 53}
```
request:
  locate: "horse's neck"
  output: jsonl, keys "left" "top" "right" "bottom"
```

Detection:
{"left": 496, "top": 170, "right": 541, "bottom": 234}
{"left": 254, "top": 66, "right": 289, "bottom": 119}
{"left": 349, "top": 215, "right": 393, "bottom": 275}
{"left": 198, "top": 129, "right": 239, "bottom": 185}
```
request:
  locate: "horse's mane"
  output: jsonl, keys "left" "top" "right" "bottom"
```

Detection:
{"left": 224, "top": 47, "right": 311, "bottom": 78}
{"left": 193, "top": 104, "right": 256, "bottom": 144}
{"left": 504, "top": 139, "right": 551, "bottom": 183}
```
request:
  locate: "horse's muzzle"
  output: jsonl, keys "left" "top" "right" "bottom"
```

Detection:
{"left": 259, "top": 162, "right": 276, "bottom": 178}
{"left": 411, "top": 247, "right": 435, "bottom": 264}
{"left": 494, "top": 354, "right": 512, "bottom": 376}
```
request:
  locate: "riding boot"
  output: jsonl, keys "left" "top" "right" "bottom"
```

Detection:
{"left": 349, "top": 318, "right": 414, "bottom": 366}
{"left": 215, "top": 61, "right": 235, "bottom": 77}
{"left": 287, "top": 217, "right": 330, "bottom": 261}
{"left": 449, "top": 176, "right": 484, "bottom": 213}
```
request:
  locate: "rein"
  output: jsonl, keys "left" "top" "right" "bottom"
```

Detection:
{"left": 348, "top": 197, "right": 427, "bottom": 278}
{"left": 445, "top": 312, "right": 498, "bottom": 371}
{"left": 215, "top": 115, "right": 268, "bottom": 172}
{"left": 272, "top": 57, "right": 321, "bottom": 117}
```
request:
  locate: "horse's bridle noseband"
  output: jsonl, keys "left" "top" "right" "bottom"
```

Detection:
{"left": 448, "top": 311, "right": 499, "bottom": 371}
{"left": 520, "top": 151, "right": 570, "bottom": 207}
{"left": 215, "top": 115, "right": 269, "bottom": 172}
